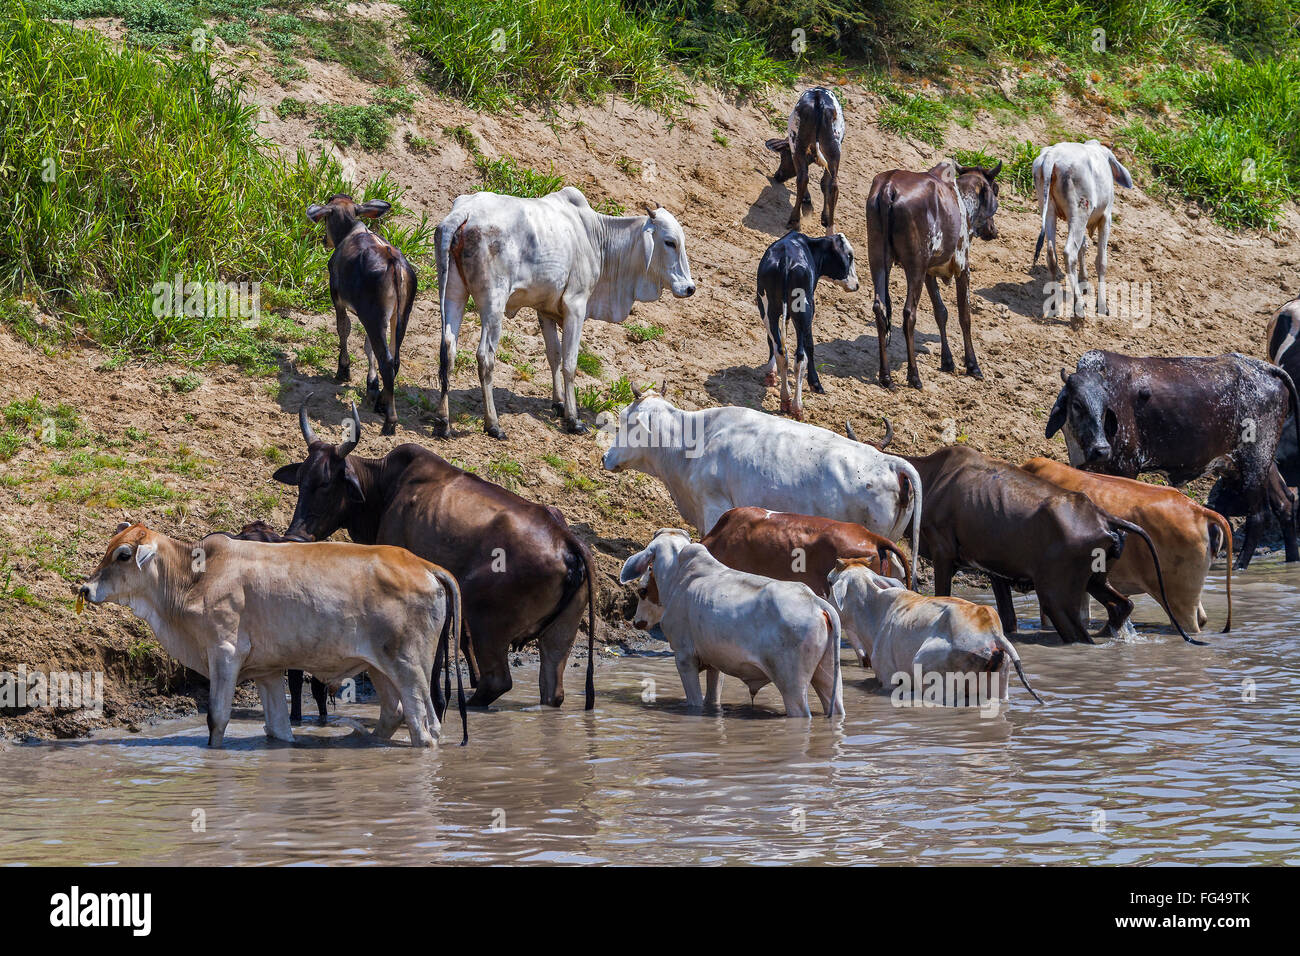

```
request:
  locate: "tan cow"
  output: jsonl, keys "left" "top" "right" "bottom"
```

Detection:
{"left": 826, "top": 558, "right": 1041, "bottom": 705}
{"left": 78, "top": 523, "right": 465, "bottom": 748}
{"left": 1021, "top": 457, "right": 1233, "bottom": 634}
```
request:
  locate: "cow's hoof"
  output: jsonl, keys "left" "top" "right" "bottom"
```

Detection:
{"left": 810, "top": 382, "right": 826, "bottom": 395}
{"left": 785, "top": 217, "right": 801, "bottom": 231}
{"left": 563, "top": 418, "right": 589, "bottom": 435}
{"left": 907, "top": 374, "right": 923, "bottom": 390}
{"left": 432, "top": 418, "right": 450, "bottom": 438}
{"left": 316, "top": 715, "right": 328, "bottom": 726}
{"left": 879, "top": 378, "right": 896, "bottom": 392}
{"left": 940, "top": 357, "right": 956, "bottom": 373}
{"left": 336, "top": 367, "right": 350, "bottom": 383}
{"left": 966, "top": 364, "right": 984, "bottom": 381}
{"left": 485, "top": 424, "right": 507, "bottom": 440}
{"left": 380, "top": 421, "right": 397, "bottom": 437}
{"left": 551, "top": 402, "right": 565, "bottom": 417}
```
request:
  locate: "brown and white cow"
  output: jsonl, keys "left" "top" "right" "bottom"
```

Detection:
{"left": 826, "top": 559, "right": 1041, "bottom": 705}
{"left": 1021, "top": 458, "right": 1233, "bottom": 635}
{"left": 78, "top": 523, "right": 466, "bottom": 748}
{"left": 866, "top": 159, "right": 1001, "bottom": 389}
{"left": 766, "top": 87, "right": 845, "bottom": 233}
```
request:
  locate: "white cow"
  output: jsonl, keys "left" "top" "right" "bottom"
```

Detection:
{"left": 1032, "top": 140, "right": 1134, "bottom": 323}
{"left": 620, "top": 529, "right": 843, "bottom": 717}
{"left": 600, "top": 389, "right": 922, "bottom": 588}
{"left": 433, "top": 187, "right": 695, "bottom": 439}
{"left": 826, "top": 560, "right": 1041, "bottom": 706}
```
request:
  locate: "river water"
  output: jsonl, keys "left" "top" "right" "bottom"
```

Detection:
{"left": 2, "top": 557, "right": 1298, "bottom": 866}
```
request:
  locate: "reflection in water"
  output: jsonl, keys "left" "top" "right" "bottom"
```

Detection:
{"left": 2, "top": 558, "right": 1299, "bottom": 865}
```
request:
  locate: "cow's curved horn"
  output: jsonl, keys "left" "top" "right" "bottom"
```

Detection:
{"left": 1059, "top": 367, "right": 1069, "bottom": 384}
{"left": 631, "top": 381, "right": 644, "bottom": 400}
{"left": 299, "top": 402, "right": 318, "bottom": 446}
{"left": 337, "top": 402, "right": 362, "bottom": 457}
{"left": 845, "top": 420, "right": 859, "bottom": 442}
{"left": 642, "top": 203, "right": 659, "bottom": 219}
{"left": 988, "top": 159, "right": 1003, "bottom": 178}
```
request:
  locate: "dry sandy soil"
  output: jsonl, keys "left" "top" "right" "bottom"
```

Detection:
{"left": 3, "top": 12, "right": 1298, "bottom": 738}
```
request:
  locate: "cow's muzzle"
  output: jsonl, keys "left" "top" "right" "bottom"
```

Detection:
{"left": 1085, "top": 442, "right": 1112, "bottom": 464}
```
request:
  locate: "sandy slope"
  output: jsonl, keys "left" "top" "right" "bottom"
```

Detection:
{"left": 2, "top": 17, "right": 1298, "bottom": 737}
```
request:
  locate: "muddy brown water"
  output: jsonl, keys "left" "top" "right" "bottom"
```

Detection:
{"left": 2, "top": 557, "right": 1298, "bottom": 866}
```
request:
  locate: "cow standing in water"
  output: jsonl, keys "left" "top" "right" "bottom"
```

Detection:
{"left": 766, "top": 87, "right": 845, "bottom": 233}
{"left": 433, "top": 187, "right": 694, "bottom": 438}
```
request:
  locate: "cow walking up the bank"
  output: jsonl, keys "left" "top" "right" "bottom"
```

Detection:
{"left": 766, "top": 87, "right": 845, "bottom": 233}
{"left": 755, "top": 230, "right": 859, "bottom": 419}
{"left": 433, "top": 187, "right": 694, "bottom": 438}
{"left": 866, "top": 159, "right": 1001, "bottom": 389}
{"left": 306, "top": 194, "right": 417, "bottom": 436}
{"left": 1032, "top": 140, "right": 1134, "bottom": 324}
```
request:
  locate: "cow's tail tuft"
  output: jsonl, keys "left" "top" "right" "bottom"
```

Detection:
{"left": 1033, "top": 155, "right": 1054, "bottom": 266}
{"left": 816, "top": 600, "right": 842, "bottom": 720}
{"left": 995, "top": 630, "right": 1042, "bottom": 703}
{"left": 581, "top": 542, "right": 598, "bottom": 711}
{"left": 1206, "top": 509, "right": 1234, "bottom": 633}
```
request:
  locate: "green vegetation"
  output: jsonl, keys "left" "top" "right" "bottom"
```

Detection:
{"left": 625, "top": 322, "right": 665, "bottom": 343}
{"left": 576, "top": 374, "right": 637, "bottom": 414}
{"left": 1, "top": 3, "right": 432, "bottom": 368}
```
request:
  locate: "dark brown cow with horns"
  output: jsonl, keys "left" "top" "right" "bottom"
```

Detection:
{"left": 273, "top": 402, "right": 598, "bottom": 710}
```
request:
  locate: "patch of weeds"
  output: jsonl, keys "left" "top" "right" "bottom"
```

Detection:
{"left": 166, "top": 372, "right": 202, "bottom": 393}
{"left": 486, "top": 456, "right": 524, "bottom": 489}
{"left": 576, "top": 349, "right": 602, "bottom": 377}
{"left": 625, "top": 322, "right": 664, "bottom": 343}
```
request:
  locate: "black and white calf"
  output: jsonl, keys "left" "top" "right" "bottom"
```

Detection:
{"left": 756, "top": 230, "right": 858, "bottom": 420}
{"left": 766, "top": 87, "right": 845, "bottom": 233}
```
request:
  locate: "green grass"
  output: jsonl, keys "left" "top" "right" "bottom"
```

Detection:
{"left": 0, "top": 3, "right": 434, "bottom": 366}
{"left": 877, "top": 90, "right": 951, "bottom": 146}
{"left": 625, "top": 322, "right": 665, "bottom": 343}
{"left": 1122, "top": 58, "right": 1300, "bottom": 227}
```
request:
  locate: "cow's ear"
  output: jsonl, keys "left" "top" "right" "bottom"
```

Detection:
{"left": 342, "top": 463, "right": 365, "bottom": 503}
{"left": 1046, "top": 387, "right": 1069, "bottom": 438}
{"left": 135, "top": 542, "right": 157, "bottom": 570}
{"left": 306, "top": 204, "right": 329, "bottom": 223}
{"left": 356, "top": 200, "right": 392, "bottom": 220}
{"left": 829, "top": 571, "right": 851, "bottom": 610}
{"left": 272, "top": 463, "right": 302, "bottom": 486}
{"left": 620, "top": 550, "right": 653, "bottom": 585}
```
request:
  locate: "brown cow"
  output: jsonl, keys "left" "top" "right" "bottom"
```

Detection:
{"left": 896, "top": 445, "right": 1196, "bottom": 645}
{"left": 1021, "top": 458, "right": 1233, "bottom": 634}
{"left": 307, "top": 194, "right": 417, "bottom": 436}
{"left": 273, "top": 403, "right": 597, "bottom": 710}
{"left": 865, "top": 159, "right": 1001, "bottom": 389}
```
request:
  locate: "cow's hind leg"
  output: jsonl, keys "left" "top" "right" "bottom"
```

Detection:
{"left": 811, "top": 642, "right": 845, "bottom": 717}
{"left": 287, "top": 669, "right": 305, "bottom": 724}
{"left": 390, "top": 658, "right": 439, "bottom": 747}
{"left": 371, "top": 671, "right": 404, "bottom": 739}
{"left": 539, "top": 315, "right": 565, "bottom": 416}
{"left": 1087, "top": 576, "right": 1133, "bottom": 640}
{"left": 820, "top": 143, "right": 840, "bottom": 233}
{"left": 310, "top": 677, "right": 329, "bottom": 723}
{"left": 434, "top": 261, "right": 469, "bottom": 438}
{"left": 257, "top": 676, "right": 294, "bottom": 743}
{"left": 466, "top": 635, "right": 513, "bottom": 708}
{"left": 901, "top": 269, "right": 926, "bottom": 390}
{"left": 1094, "top": 214, "right": 1111, "bottom": 316}
{"left": 704, "top": 668, "right": 723, "bottom": 708}
{"left": 476, "top": 290, "right": 508, "bottom": 439}
{"left": 788, "top": 156, "right": 809, "bottom": 230}
{"left": 925, "top": 275, "right": 954, "bottom": 373}
{"left": 557, "top": 296, "right": 590, "bottom": 434}
{"left": 991, "top": 579, "right": 1018, "bottom": 634}
{"left": 1039, "top": 591, "right": 1095, "bottom": 645}
{"left": 674, "top": 654, "right": 706, "bottom": 710}
{"left": 777, "top": 680, "right": 813, "bottom": 718}
{"left": 536, "top": 582, "right": 586, "bottom": 708}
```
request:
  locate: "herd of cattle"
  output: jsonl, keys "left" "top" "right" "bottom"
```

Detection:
{"left": 76, "top": 87, "right": 1300, "bottom": 747}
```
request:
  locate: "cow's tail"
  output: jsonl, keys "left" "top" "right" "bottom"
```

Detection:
{"left": 1033, "top": 155, "right": 1054, "bottom": 266}
{"left": 432, "top": 566, "right": 468, "bottom": 745}
{"left": 878, "top": 539, "right": 911, "bottom": 586}
{"left": 1109, "top": 517, "right": 1203, "bottom": 646}
{"left": 897, "top": 459, "right": 923, "bottom": 592}
{"left": 435, "top": 208, "right": 471, "bottom": 394}
{"left": 1206, "top": 509, "right": 1234, "bottom": 633}
{"left": 994, "top": 630, "right": 1043, "bottom": 704}
{"left": 1267, "top": 363, "right": 1300, "bottom": 487}
{"left": 815, "top": 599, "right": 842, "bottom": 720}
{"left": 581, "top": 542, "right": 598, "bottom": 711}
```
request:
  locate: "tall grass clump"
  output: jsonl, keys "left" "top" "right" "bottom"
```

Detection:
{"left": 1123, "top": 57, "right": 1300, "bottom": 227}
{"left": 404, "top": 0, "right": 686, "bottom": 111}
{"left": 0, "top": 1, "right": 431, "bottom": 365}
